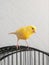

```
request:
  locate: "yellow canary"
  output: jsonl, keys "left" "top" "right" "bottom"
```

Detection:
{"left": 9, "top": 25, "right": 36, "bottom": 48}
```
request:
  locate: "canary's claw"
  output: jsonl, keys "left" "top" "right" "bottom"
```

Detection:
{"left": 16, "top": 45, "right": 19, "bottom": 49}
{"left": 26, "top": 44, "right": 29, "bottom": 49}
{"left": 16, "top": 45, "right": 18, "bottom": 49}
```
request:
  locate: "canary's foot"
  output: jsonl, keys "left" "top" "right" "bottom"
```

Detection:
{"left": 26, "top": 45, "right": 29, "bottom": 49}
{"left": 16, "top": 45, "right": 19, "bottom": 49}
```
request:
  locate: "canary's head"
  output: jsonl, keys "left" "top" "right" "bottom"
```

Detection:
{"left": 27, "top": 25, "right": 37, "bottom": 34}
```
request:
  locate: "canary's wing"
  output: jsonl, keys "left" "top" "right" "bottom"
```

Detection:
{"left": 16, "top": 26, "right": 33, "bottom": 40}
{"left": 16, "top": 28, "right": 26, "bottom": 39}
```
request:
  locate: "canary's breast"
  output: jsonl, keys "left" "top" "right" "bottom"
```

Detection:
{"left": 16, "top": 28, "right": 33, "bottom": 40}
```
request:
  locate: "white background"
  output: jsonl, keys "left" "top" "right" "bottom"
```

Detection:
{"left": 0, "top": 0, "right": 49, "bottom": 52}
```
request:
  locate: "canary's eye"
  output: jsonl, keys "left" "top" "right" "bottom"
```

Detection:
{"left": 32, "top": 27, "right": 34, "bottom": 30}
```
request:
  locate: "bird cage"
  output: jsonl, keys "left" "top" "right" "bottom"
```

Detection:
{"left": 0, "top": 45, "right": 49, "bottom": 65}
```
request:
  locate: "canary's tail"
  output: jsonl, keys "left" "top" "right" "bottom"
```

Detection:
{"left": 9, "top": 32, "right": 16, "bottom": 34}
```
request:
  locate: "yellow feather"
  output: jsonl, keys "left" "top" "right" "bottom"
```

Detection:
{"left": 9, "top": 25, "right": 36, "bottom": 40}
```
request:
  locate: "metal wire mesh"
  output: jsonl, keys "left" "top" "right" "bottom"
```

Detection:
{"left": 0, "top": 45, "right": 49, "bottom": 65}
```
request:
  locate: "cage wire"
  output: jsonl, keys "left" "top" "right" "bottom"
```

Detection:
{"left": 0, "top": 45, "right": 49, "bottom": 65}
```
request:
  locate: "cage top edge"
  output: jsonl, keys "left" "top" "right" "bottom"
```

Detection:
{"left": 0, "top": 45, "right": 49, "bottom": 56}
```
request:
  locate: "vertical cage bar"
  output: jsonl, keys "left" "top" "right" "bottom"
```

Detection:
{"left": 46, "top": 55, "right": 49, "bottom": 65}
{"left": 23, "top": 52, "right": 25, "bottom": 65}
{"left": 25, "top": 51, "right": 26, "bottom": 65}
{"left": 0, "top": 61, "right": 2, "bottom": 65}
{"left": 27, "top": 51, "right": 29, "bottom": 65}
{"left": 4, "top": 54, "right": 6, "bottom": 65}
{"left": 42, "top": 53, "right": 44, "bottom": 65}
{"left": 7, "top": 56, "right": 10, "bottom": 65}
{"left": 31, "top": 51, "right": 33, "bottom": 65}
{"left": 34, "top": 51, "right": 36, "bottom": 65}
{"left": 30, "top": 51, "right": 31, "bottom": 65}
{"left": 16, "top": 53, "right": 18, "bottom": 65}
{"left": 38, "top": 52, "right": 40, "bottom": 65}
{"left": 20, "top": 52, "right": 22, "bottom": 65}
{"left": 24, "top": 51, "right": 26, "bottom": 65}
{"left": 4, "top": 58, "right": 6, "bottom": 65}
{"left": 22, "top": 51, "right": 26, "bottom": 65}
{"left": 11, "top": 54, "right": 13, "bottom": 65}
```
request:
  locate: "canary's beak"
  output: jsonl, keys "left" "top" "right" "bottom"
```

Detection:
{"left": 33, "top": 30, "right": 36, "bottom": 33}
